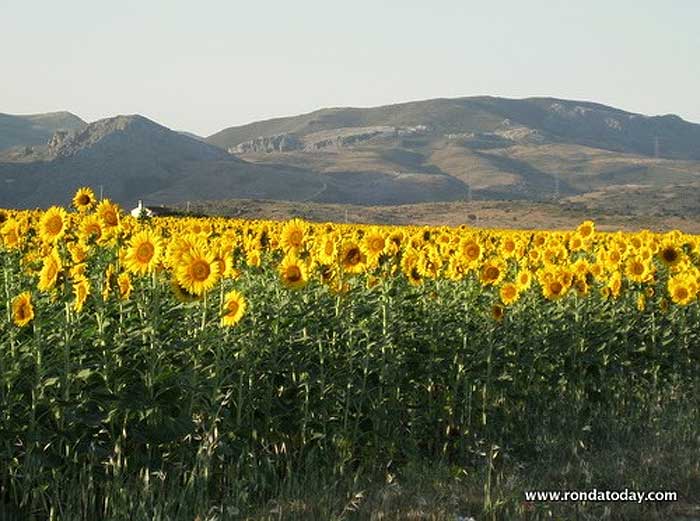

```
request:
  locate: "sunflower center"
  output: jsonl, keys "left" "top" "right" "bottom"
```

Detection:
{"left": 45, "top": 216, "right": 63, "bottom": 235}
{"left": 485, "top": 266, "right": 499, "bottom": 281}
{"left": 674, "top": 287, "right": 689, "bottom": 301}
{"left": 662, "top": 248, "right": 678, "bottom": 263}
{"left": 632, "top": 263, "right": 644, "bottom": 275}
{"left": 136, "top": 242, "right": 155, "bottom": 263}
{"left": 227, "top": 300, "right": 239, "bottom": 314}
{"left": 465, "top": 244, "right": 479, "bottom": 260}
{"left": 191, "top": 260, "right": 211, "bottom": 281}
{"left": 286, "top": 265, "right": 302, "bottom": 282}
{"left": 288, "top": 230, "right": 303, "bottom": 247}
{"left": 370, "top": 238, "right": 384, "bottom": 252}
{"left": 103, "top": 210, "right": 118, "bottom": 226}
{"left": 550, "top": 281, "right": 563, "bottom": 295}
{"left": 345, "top": 248, "right": 361, "bottom": 265}
{"left": 78, "top": 195, "right": 91, "bottom": 206}
{"left": 86, "top": 224, "right": 101, "bottom": 236}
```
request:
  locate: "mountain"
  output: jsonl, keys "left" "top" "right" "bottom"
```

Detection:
{"left": 205, "top": 96, "right": 700, "bottom": 203}
{"left": 1, "top": 97, "right": 699, "bottom": 212}
{"left": 0, "top": 111, "right": 86, "bottom": 151}
{"left": 207, "top": 97, "right": 700, "bottom": 160}
{"left": 0, "top": 114, "right": 465, "bottom": 209}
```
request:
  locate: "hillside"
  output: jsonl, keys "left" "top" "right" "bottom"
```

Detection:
{"left": 207, "top": 97, "right": 700, "bottom": 160}
{"left": 0, "top": 111, "right": 86, "bottom": 151}
{"left": 0, "top": 115, "right": 318, "bottom": 208}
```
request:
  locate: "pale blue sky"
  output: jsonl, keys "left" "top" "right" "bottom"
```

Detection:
{"left": 1, "top": 0, "right": 698, "bottom": 136}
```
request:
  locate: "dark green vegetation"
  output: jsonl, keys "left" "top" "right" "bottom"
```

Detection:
{"left": 1, "top": 97, "right": 700, "bottom": 213}
{"left": 1, "top": 257, "right": 698, "bottom": 520}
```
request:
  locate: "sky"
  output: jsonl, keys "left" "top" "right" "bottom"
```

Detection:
{"left": 1, "top": 0, "right": 699, "bottom": 136}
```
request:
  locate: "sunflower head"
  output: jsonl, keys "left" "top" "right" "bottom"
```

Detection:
{"left": 221, "top": 289, "right": 247, "bottom": 327}
{"left": 279, "top": 254, "right": 308, "bottom": 289}
{"left": 39, "top": 206, "right": 68, "bottom": 244}
{"left": 175, "top": 244, "right": 221, "bottom": 296}
{"left": 124, "top": 229, "right": 163, "bottom": 275}
{"left": 72, "top": 187, "right": 96, "bottom": 212}
{"left": 499, "top": 283, "right": 519, "bottom": 305}
{"left": 12, "top": 291, "right": 35, "bottom": 327}
{"left": 340, "top": 242, "right": 366, "bottom": 274}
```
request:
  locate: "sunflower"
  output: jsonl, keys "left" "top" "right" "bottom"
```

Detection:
{"left": 499, "top": 283, "right": 519, "bottom": 305}
{"left": 278, "top": 254, "right": 308, "bottom": 289}
{"left": 668, "top": 275, "right": 696, "bottom": 306}
{"left": 280, "top": 218, "right": 308, "bottom": 253}
{"left": 246, "top": 248, "right": 261, "bottom": 268}
{"left": 72, "top": 278, "right": 90, "bottom": 313}
{"left": 37, "top": 249, "right": 62, "bottom": 292}
{"left": 340, "top": 241, "right": 367, "bottom": 274}
{"left": 175, "top": 244, "right": 221, "bottom": 296}
{"left": 479, "top": 259, "right": 505, "bottom": 286}
{"left": 72, "top": 187, "right": 96, "bottom": 212}
{"left": 607, "top": 271, "right": 623, "bottom": 299}
{"left": 576, "top": 220, "right": 595, "bottom": 240}
{"left": 315, "top": 232, "right": 338, "bottom": 265}
{"left": 542, "top": 276, "right": 568, "bottom": 301}
{"left": 118, "top": 273, "right": 133, "bottom": 300}
{"left": 39, "top": 206, "right": 68, "bottom": 243}
{"left": 12, "top": 291, "right": 35, "bottom": 327}
{"left": 658, "top": 243, "right": 682, "bottom": 268}
{"left": 124, "top": 229, "right": 163, "bottom": 275}
{"left": 96, "top": 199, "right": 121, "bottom": 228}
{"left": 416, "top": 246, "right": 442, "bottom": 279}
{"left": 221, "top": 289, "right": 247, "bottom": 327}
{"left": 78, "top": 215, "right": 104, "bottom": 243}
{"left": 360, "top": 228, "right": 387, "bottom": 266}
{"left": 1, "top": 219, "right": 21, "bottom": 249}
{"left": 516, "top": 269, "right": 532, "bottom": 290}
{"left": 458, "top": 238, "right": 482, "bottom": 267}
{"left": 625, "top": 256, "right": 653, "bottom": 284}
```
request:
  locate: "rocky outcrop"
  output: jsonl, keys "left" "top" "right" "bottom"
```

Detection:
{"left": 230, "top": 134, "right": 303, "bottom": 153}
{"left": 231, "top": 125, "right": 431, "bottom": 154}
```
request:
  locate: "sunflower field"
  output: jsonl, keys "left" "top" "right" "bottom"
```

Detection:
{"left": 0, "top": 188, "right": 699, "bottom": 520}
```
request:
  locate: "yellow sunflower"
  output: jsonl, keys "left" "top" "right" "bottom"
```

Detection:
{"left": 118, "top": 273, "right": 133, "bottom": 300}
{"left": 340, "top": 241, "right": 367, "bottom": 274}
{"left": 39, "top": 206, "right": 68, "bottom": 243}
{"left": 78, "top": 215, "right": 104, "bottom": 243}
{"left": 658, "top": 242, "right": 682, "bottom": 268}
{"left": 499, "top": 282, "right": 519, "bottom": 305}
{"left": 221, "top": 289, "right": 247, "bottom": 327}
{"left": 96, "top": 199, "right": 121, "bottom": 228}
{"left": 72, "top": 278, "right": 90, "bottom": 313}
{"left": 668, "top": 275, "right": 697, "bottom": 306}
{"left": 479, "top": 259, "right": 505, "bottom": 286}
{"left": 280, "top": 218, "right": 308, "bottom": 252}
{"left": 124, "top": 229, "right": 163, "bottom": 275}
{"left": 37, "top": 249, "right": 62, "bottom": 292}
{"left": 278, "top": 254, "right": 308, "bottom": 289}
{"left": 72, "top": 187, "right": 96, "bottom": 212}
{"left": 315, "top": 232, "right": 338, "bottom": 265}
{"left": 360, "top": 228, "right": 387, "bottom": 266}
{"left": 12, "top": 291, "right": 35, "bottom": 327}
{"left": 175, "top": 244, "right": 221, "bottom": 296}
